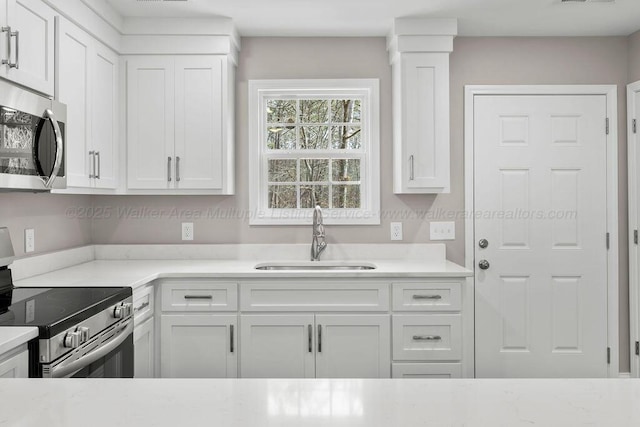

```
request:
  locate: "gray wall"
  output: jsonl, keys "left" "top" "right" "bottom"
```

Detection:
{"left": 629, "top": 30, "right": 640, "bottom": 82}
{"left": 0, "top": 193, "right": 92, "bottom": 257}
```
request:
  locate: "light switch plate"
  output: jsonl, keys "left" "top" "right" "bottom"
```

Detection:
{"left": 24, "top": 228, "right": 35, "bottom": 253}
{"left": 181, "top": 223, "right": 194, "bottom": 241}
{"left": 430, "top": 221, "right": 455, "bottom": 241}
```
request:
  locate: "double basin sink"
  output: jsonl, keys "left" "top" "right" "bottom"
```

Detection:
{"left": 255, "top": 261, "right": 376, "bottom": 271}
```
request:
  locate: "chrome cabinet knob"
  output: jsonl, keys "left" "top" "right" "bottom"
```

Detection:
{"left": 478, "top": 239, "right": 489, "bottom": 249}
{"left": 63, "top": 331, "right": 81, "bottom": 348}
{"left": 478, "top": 260, "right": 490, "bottom": 270}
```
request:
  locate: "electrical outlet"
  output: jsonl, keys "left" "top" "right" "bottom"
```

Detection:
{"left": 430, "top": 221, "right": 455, "bottom": 241}
{"left": 24, "top": 229, "right": 35, "bottom": 253}
{"left": 390, "top": 222, "right": 403, "bottom": 241}
{"left": 181, "top": 223, "right": 194, "bottom": 241}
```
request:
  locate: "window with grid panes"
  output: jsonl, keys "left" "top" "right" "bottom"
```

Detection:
{"left": 249, "top": 80, "right": 380, "bottom": 225}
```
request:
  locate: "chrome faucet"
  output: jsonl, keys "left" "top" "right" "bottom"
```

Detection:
{"left": 311, "top": 205, "right": 327, "bottom": 261}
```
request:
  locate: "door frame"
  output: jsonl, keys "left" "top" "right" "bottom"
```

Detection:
{"left": 628, "top": 81, "right": 640, "bottom": 377}
{"left": 464, "top": 85, "right": 619, "bottom": 378}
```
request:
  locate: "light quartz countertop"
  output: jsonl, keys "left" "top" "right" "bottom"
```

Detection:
{"left": 14, "top": 259, "right": 471, "bottom": 291}
{"left": 0, "top": 327, "right": 38, "bottom": 355}
{"left": 1, "top": 378, "right": 639, "bottom": 426}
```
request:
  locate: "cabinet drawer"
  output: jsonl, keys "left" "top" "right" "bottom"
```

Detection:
{"left": 133, "top": 284, "right": 155, "bottom": 324}
{"left": 161, "top": 282, "right": 237, "bottom": 312}
{"left": 392, "top": 315, "right": 461, "bottom": 361}
{"left": 240, "top": 282, "right": 389, "bottom": 312}
{"left": 392, "top": 363, "right": 461, "bottom": 378}
{"left": 392, "top": 282, "right": 461, "bottom": 312}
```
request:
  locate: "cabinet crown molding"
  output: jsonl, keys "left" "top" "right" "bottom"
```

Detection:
{"left": 387, "top": 18, "right": 458, "bottom": 62}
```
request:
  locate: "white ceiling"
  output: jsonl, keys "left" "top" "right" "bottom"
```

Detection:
{"left": 106, "top": 0, "right": 640, "bottom": 37}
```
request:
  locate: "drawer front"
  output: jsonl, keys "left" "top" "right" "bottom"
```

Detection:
{"left": 240, "top": 282, "right": 389, "bottom": 312}
{"left": 393, "top": 314, "right": 462, "bottom": 361}
{"left": 392, "top": 363, "right": 462, "bottom": 379}
{"left": 392, "top": 282, "right": 462, "bottom": 312}
{"left": 133, "top": 285, "right": 155, "bottom": 324}
{"left": 162, "top": 282, "right": 238, "bottom": 312}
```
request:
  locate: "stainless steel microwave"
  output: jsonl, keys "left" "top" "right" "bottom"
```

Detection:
{"left": 0, "top": 80, "right": 66, "bottom": 191}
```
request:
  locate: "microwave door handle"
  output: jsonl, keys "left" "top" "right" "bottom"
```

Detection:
{"left": 43, "top": 109, "right": 63, "bottom": 188}
{"left": 50, "top": 320, "right": 133, "bottom": 378}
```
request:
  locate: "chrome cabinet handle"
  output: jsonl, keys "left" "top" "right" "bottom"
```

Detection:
{"left": 134, "top": 301, "right": 150, "bottom": 312}
{"left": 89, "top": 151, "right": 95, "bottom": 178}
{"left": 230, "top": 324, "right": 234, "bottom": 353}
{"left": 95, "top": 151, "right": 100, "bottom": 179}
{"left": 12, "top": 30, "right": 18, "bottom": 69}
{"left": 1, "top": 26, "right": 10, "bottom": 67}
{"left": 412, "top": 294, "right": 442, "bottom": 300}
{"left": 184, "top": 295, "right": 213, "bottom": 300}
{"left": 308, "top": 324, "right": 312, "bottom": 353}
{"left": 176, "top": 156, "right": 181, "bottom": 182}
{"left": 409, "top": 155, "right": 415, "bottom": 181}
{"left": 43, "top": 109, "right": 64, "bottom": 188}
{"left": 413, "top": 335, "right": 441, "bottom": 341}
{"left": 167, "top": 157, "right": 172, "bottom": 182}
{"left": 317, "top": 324, "right": 322, "bottom": 353}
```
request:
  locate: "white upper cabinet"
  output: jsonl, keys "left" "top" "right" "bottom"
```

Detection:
{"left": 56, "top": 17, "right": 119, "bottom": 190}
{"left": 388, "top": 18, "right": 457, "bottom": 194}
{"left": 0, "top": 0, "right": 55, "bottom": 95}
{"left": 127, "top": 55, "right": 235, "bottom": 194}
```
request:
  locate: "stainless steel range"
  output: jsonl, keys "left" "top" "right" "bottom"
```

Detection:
{"left": 0, "top": 228, "right": 133, "bottom": 378}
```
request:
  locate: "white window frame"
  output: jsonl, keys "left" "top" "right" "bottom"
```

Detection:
{"left": 248, "top": 79, "right": 380, "bottom": 225}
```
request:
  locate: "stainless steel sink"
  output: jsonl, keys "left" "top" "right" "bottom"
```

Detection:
{"left": 254, "top": 262, "right": 377, "bottom": 271}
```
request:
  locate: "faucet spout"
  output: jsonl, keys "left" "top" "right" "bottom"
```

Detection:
{"left": 311, "top": 205, "right": 327, "bottom": 261}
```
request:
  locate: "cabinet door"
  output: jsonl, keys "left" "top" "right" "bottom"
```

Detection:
{"left": 127, "top": 56, "right": 175, "bottom": 189}
{"left": 55, "top": 17, "right": 93, "bottom": 188}
{"left": 91, "top": 42, "right": 119, "bottom": 189}
{"left": 394, "top": 53, "right": 449, "bottom": 193}
{"left": 315, "top": 314, "right": 390, "bottom": 378}
{"left": 240, "top": 314, "right": 315, "bottom": 378}
{"left": 160, "top": 314, "right": 237, "bottom": 378}
{"left": 0, "top": 347, "right": 28, "bottom": 378}
{"left": 3, "top": 0, "right": 55, "bottom": 95}
{"left": 174, "top": 56, "right": 223, "bottom": 190}
{"left": 133, "top": 317, "right": 155, "bottom": 378}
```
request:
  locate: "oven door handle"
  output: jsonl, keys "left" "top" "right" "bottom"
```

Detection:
{"left": 43, "top": 109, "right": 64, "bottom": 189}
{"left": 50, "top": 320, "right": 133, "bottom": 379}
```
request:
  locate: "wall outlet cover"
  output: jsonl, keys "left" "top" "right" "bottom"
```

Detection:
{"left": 430, "top": 221, "right": 455, "bottom": 241}
{"left": 24, "top": 229, "right": 35, "bottom": 253}
{"left": 390, "top": 222, "right": 403, "bottom": 241}
{"left": 182, "top": 223, "right": 194, "bottom": 241}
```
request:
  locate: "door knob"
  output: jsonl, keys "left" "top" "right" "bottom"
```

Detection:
{"left": 478, "top": 260, "right": 490, "bottom": 270}
{"left": 478, "top": 239, "right": 489, "bottom": 249}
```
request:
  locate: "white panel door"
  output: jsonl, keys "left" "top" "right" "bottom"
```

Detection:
{"left": 0, "top": 348, "right": 28, "bottom": 378}
{"left": 630, "top": 85, "right": 640, "bottom": 378}
{"left": 127, "top": 56, "right": 175, "bottom": 189}
{"left": 4, "top": 0, "right": 55, "bottom": 95}
{"left": 240, "top": 314, "right": 315, "bottom": 378}
{"left": 133, "top": 317, "right": 154, "bottom": 378}
{"left": 55, "top": 18, "right": 92, "bottom": 188}
{"left": 174, "top": 56, "right": 223, "bottom": 190}
{"left": 315, "top": 314, "right": 390, "bottom": 378}
{"left": 91, "top": 42, "right": 118, "bottom": 189}
{"left": 474, "top": 95, "right": 609, "bottom": 377}
{"left": 160, "top": 314, "right": 237, "bottom": 378}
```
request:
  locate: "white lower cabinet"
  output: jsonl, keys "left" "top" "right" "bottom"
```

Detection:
{"left": 239, "top": 314, "right": 390, "bottom": 379}
{"left": 0, "top": 345, "right": 28, "bottom": 378}
{"left": 133, "top": 317, "right": 155, "bottom": 378}
{"left": 240, "top": 314, "right": 315, "bottom": 378}
{"left": 392, "top": 363, "right": 462, "bottom": 379}
{"left": 160, "top": 314, "right": 237, "bottom": 378}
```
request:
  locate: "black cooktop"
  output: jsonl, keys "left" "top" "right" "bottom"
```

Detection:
{"left": 0, "top": 278, "right": 131, "bottom": 338}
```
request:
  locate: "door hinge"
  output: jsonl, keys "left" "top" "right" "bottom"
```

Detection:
{"left": 606, "top": 232, "right": 610, "bottom": 249}
{"left": 635, "top": 341, "right": 639, "bottom": 356}
{"left": 635, "top": 230, "right": 638, "bottom": 245}
{"left": 606, "top": 118, "right": 610, "bottom": 135}
{"left": 634, "top": 119, "right": 637, "bottom": 134}
{"left": 607, "top": 347, "right": 611, "bottom": 364}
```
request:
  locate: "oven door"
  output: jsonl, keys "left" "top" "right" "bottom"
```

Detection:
{"left": 43, "top": 318, "right": 134, "bottom": 378}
